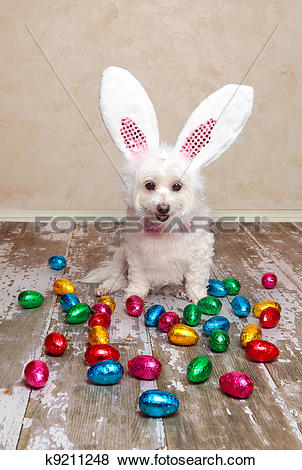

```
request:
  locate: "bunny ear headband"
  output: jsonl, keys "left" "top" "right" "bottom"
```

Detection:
{"left": 100, "top": 66, "right": 254, "bottom": 168}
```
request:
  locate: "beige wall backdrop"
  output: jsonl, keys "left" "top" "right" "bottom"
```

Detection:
{"left": 0, "top": 0, "right": 301, "bottom": 213}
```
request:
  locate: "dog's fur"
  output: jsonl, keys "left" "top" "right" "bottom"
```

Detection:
{"left": 83, "top": 67, "right": 253, "bottom": 304}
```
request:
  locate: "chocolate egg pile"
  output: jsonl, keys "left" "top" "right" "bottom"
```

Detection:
{"left": 21, "top": 258, "right": 283, "bottom": 419}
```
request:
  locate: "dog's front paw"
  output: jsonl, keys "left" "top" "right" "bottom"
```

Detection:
{"left": 186, "top": 286, "right": 207, "bottom": 305}
{"left": 124, "top": 286, "right": 149, "bottom": 302}
{"left": 95, "top": 281, "right": 112, "bottom": 297}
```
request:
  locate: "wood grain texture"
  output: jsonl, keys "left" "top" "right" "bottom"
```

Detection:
{"left": 17, "top": 223, "right": 165, "bottom": 450}
{"left": 0, "top": 223, "right": 72, "bottom": 449}
{"left": 0, "top": 222, "right": 301, "bottom": 449}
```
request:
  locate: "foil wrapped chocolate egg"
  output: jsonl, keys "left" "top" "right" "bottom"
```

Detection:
{"left": 128, "top": 355, "right": 162, "bottom": 380}
{"left": 259, "top": 307, "right": 280, "bottom": 328}
{"left": 88, "top": 313, "right": 111, "bottom": 329}
{"left": 53, "top": 278, "right": 75, "bottom": 295}
{"left": 88, "top": 325, "right": 110, "bottom": 345}
{"left": 222, "top": 278, "right": 241, "bottom": 295}
{"left": 187, "top": 356, "right": 212, "bottom": 383}
{"left": 92, "top": 302, "right": 112, "bottom": 317}
{"left": 145, "top": 304, "right": 166, "bottom": 327}
{"left": 246, "top": 339, "right": 279, "bottom": 362}
{"left": 231, "top": 296, "right": 251, "bottom": 317}
{"left": 45, "top": 332, "right": 68, "bottom": 355}
{"left": 240, "top": 324, "right": 262, "bottom": 347}
{"left": 219, "top": 372, "right": 254, "bottom": 398}
{"left": 85, "top": 344, "right": 120, "bottom": 365}
{"left": 125, "top": 295, "right": 144, "bottom": 317}
{"left": 87, "top": 360, "right": 124, "bottom": 385}
{"left": 209, "top": 329, "right": 230, "bottom": 352}
{"left": 139, "top": 389, "right": 179, "bottom": 417}
{"left": 202, "top": 315, "right": 230, "bottom": 336}
{"left": 98, "top": 295, "right": 116, "bottom": 312}
{"left": 18, "top": 290, "right": 44, "bottom": 309}
{"left": 262, "top": 272, "right": 277, "bottom": 289}
{"left": 198, "top": 296, "right": 222, "bottom": 316}
{"left": 158, "top": 312, "right": 180, "bottom": 332}
{"left": 65, "top": 303, "right": 91, "bottom": 324}
{"left": 183, "top": 304, "right": 202, "bottom": 326}
{"left": 168, "top": 324, "right": 199, "bottom": 346}
{"left": 60, "top": 293, "right": 80, "bottom": 312}
{"left": 207, "top": 279, "right": 227, "bottom": 297}
{"left": 24, "top": 360, "right": 49, "bottom": 388}
{"left": 48, "top": 255, "right": 66, "bottom": 270}
{"left": 253, "top": 300, "right": 281, "bottom": 318}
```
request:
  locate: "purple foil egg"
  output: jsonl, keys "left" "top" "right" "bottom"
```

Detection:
{"left": 125, "top": 295, "right": 144, "bottom": 317}
{"left": 128, "top": 355, "right": 162, "bottom": 380}
{"left": 92, "top": 302, "right": 112, "bottom": 317}
{"left": 219, "top": 372, "right": 254, "bottom": 398}
{"left": 158, "top": 311, "right": 180, "bottom": 332}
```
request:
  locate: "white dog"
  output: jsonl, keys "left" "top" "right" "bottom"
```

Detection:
{"left": 83, "top": 67, "right": 253, "bottom": 304}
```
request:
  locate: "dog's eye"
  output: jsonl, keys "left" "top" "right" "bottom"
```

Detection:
{"left": 145, "top": 181, "right": 156, "bottom": 191}
{"left": 171, "top": 183, "right": 182, "bottom": 192}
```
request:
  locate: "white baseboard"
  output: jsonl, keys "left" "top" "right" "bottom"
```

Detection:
{"left": 0, "top": 209, "right": 301, "bottom": 223}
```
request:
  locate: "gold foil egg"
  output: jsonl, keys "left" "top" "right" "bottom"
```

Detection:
{"left": 53, "top": 278, "right": 76, "bottom": 295}
{"left": 98, "top": 295, "right": 116, "bottom": 313}
{"left": 88, "top": 325, "right": 110, "bottom": 345}
{"left": 168, "top": 323, "right": 199, "bottom": 346}
{"left": 240, "top": 324, "right": 262, "bottom": 347}
{"left": 253, "top": 300, "right": 281, "bottom": 318}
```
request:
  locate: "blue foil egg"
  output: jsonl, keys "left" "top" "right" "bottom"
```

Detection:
{"left": 202, "top": 315, "right": 230, "bottom": 336}
{"left": 145, "top": 305, "right": 166, "bottom": 327}
{"left": 231, "top": 296, "right": 251, "bottom": 317}
{"left": 60, "top": 293, "right": 80, "bottom": 312}
{"left": 87, "top": 360, "right": 124, "bottom": 385}
{"left": 207, "top": 279, "right": 227, "bottom": 297}
{"left": 139, "top": 389, "right": 179, "bottom": 417}
{"left": 48, "top": 255, "right": 67, "bottom": 270}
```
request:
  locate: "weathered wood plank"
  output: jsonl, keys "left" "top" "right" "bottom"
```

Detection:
{"left": 211, "top": 223, "right": 302, "bottom": 440}
{"left": 17, "top": 223, "right": 165, "bottom": 449}
{"left": 0, "top": 223, "right": 72, "bottom": 449}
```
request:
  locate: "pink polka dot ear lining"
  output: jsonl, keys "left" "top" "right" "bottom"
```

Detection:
{"left": 120, "top": 117, "right": 148, "bottom": 154}
{"left": 180, "top": 118, "right": 216, "bottom": 160}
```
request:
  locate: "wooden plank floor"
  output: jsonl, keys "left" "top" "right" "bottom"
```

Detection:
{"left": 0, "top": 222, "right": 301, "bottom": 450}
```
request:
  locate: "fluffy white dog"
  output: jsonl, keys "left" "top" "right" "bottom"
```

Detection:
{"left": 83, "top": 67, "right": 253, "bottom": 304}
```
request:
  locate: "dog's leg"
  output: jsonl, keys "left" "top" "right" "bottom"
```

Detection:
{"left": 123, "top": 251, "right": 150, "bottom": 300}
{"left": 185, "top": 260, "right": 210, "bottom": 305}
{"left": 94, "top": 246, "right": 128, "bottom": 296}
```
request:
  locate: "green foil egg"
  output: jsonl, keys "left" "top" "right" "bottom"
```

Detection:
{"left": 18, "top": 290, "right": 44, "bottom": 309}
{"left": 198, "top": 296, "right": 222, "bottom": 316}
{"left": 183, "top": 304, "right": 202, "bottom": 326}
{"left": 187, "top": 356, "right": 212, "bottom": 383}
{"left": 65, "top": 303, "right": 91, "bottom": 324}
{"left": 209, "top": 329, "right": 230, "bottom": 352}
{"left": 222, "top": 278, "right": 241, "bottom": 295}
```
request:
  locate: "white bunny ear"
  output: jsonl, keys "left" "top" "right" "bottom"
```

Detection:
{"left": 100, "top": 66, "right": 159, "bottom": 161}
{"left": 174, "top": 84, "right": 254, "bottom": 167}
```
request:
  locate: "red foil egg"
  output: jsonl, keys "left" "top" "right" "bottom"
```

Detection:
{"left": 45, "top": 332, "right": 68, "bottom": 355}
{"left": 246, "top": 339, "right": 279, "bottom": 362}
{"left": 219, "top": 372, "right": 254, "bottom": 398}
{"left": 128, "top": 355, "right": 162, "bottom": 380}
{"left": 85, "top": 344, "right": 120, "bottom": 365}
{"left": 261, "top": 272, "right": 277, "bottom": 289}
{"left": 259, "top": 307, "right": 280, "bottom": 328}
{"left": 125, "top": 295, "right": 144, "bottom": 316}
{"left": 158, "top": 311, "right": 180, "bottom": 332}
{"left": 92, "top": 302, "right": 112, "bottom": 317}
{"left": 24, "top": 360, "right": 49, "bottom": 388}
{"left": 88, "top": 313, "right": 111, "bottom": 329}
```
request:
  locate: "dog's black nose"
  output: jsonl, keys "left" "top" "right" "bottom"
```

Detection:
{"left": 157, "top": 203, "right": 170, "bottom": 215}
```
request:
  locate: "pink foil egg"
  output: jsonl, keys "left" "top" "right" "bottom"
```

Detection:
{"left": 219, "top": 372, "right": 254, "bottom": 398}
{"left": 261, "top": 272, "right": 277, "bottom": 289}
{"left": 92, "top": 302, "right": 112, "bottom": 317}
{"left": 24, "top": 360, "right": 49, "bottom": 388}
{"left": 128, "top": 355, "right": 162, "bottom": 380}
{"left": 125, "top": 295, "right": 144, "bottom": 316}
{"left": 158, "top": 311, "right": 180, "bottom": 332}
